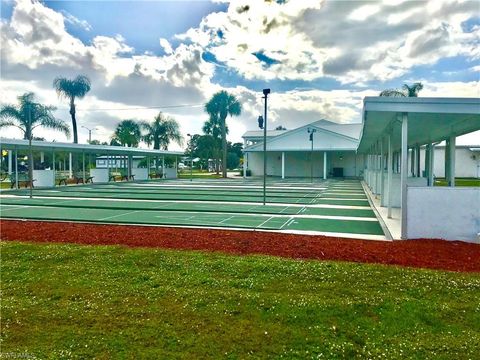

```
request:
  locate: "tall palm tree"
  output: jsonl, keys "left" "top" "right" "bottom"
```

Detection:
{"left": 379, "top": 82, "right": 424, "bottom": 97}
{"left": 142, "top": 112, "right": 184, "bottom": 150}
{"left": 0, "top": 92, "right": 70, "bottom": 140}
{"left": 202, "top": 115, "right": 223, "bottom": 174}
{"left": 53, "top": 75, "right": 91, "bottom": 143}
{"left": 204, "top": 91, "right": 242, "bottom": 178}
{"left": 0, "top": 92, "right": 70, "bottom": 197}
{"left": 111, "top": 120, "right": 142, "bottom": 147}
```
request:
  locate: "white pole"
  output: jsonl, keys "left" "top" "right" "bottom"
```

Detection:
{"left": 323, "top": 151, "right": 327, "bottom": 180}
{"left": 449, "top": 135, "right": 456, "bottom": 186}
{"left": 281, "top": 151, "right": 285, "bottom": 179}
{"left": 40, "top": 151, "right": 44, "bottom": 163}
{"left": 429, "top": 144, "right": 435, "bottom": 186}
{"left": 400, "top": 113, "right": 408, "bottom": 239}
{"left": 162, "top": 156, "right": 165, "bottom": 178}
{"left": 380, "top": 137, "right": 384, "bottom": 199}
{"left": 69, "top": 152, "right": 73, "bottom": 178}
{"left": 416, "top": 144, "right": 421, "bottom": 177}
{"left": 387, "top": 132, "right": 393, "bottom": 219}
{"left": 52, "top": 150, "right": 56, "bottom": 184}
{"left": 8, "top": 150, "right": 12, "bottom": 174}
{"left": 14, "top": 147, "right": 19, "bottom": 189}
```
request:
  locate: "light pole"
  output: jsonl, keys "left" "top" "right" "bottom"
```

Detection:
{"left": 307, "top": 128, "right": 317, "bottom": 183}
{"left": 82, "top": 126, "right": 97, "bottom": 143}
{"left": 259, "top": 88, "right": 270, "bottom": 206}
{"left": 187, "top": 133, "right": 193, "bottom": 182}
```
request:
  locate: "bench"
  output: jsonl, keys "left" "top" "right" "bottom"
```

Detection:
{"left": 121, "top": 174, "right": 135, "bottom": 181}
{"left": 10, "top": 173, "right": 36, "bottom": 189}
{"left": 56, "top": 177, "right": 68, "bottom": 186}
{"left": 149, "top": 171, "right": 163, "bottom": 179}
{"left": 74, "top": 172, "right": 94, "bottom": 184}
{"left": 109, "top": 172, "right": 121, "bottom": 182}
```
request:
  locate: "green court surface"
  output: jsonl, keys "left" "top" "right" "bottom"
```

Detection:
{"left": 0, "top": 179, "right": 385, "bottom": 239}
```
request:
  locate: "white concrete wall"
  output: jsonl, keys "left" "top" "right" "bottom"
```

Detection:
{"left": 419, "top": 147, "right": 480, "bottom": 178}
{"left": 132, "top": 168, "right": 148, "bottom": 180}
{"left": 246, "top": 151, "right": 363, "bottom": 178}
{"left": 90, "top": 168, "right": 109, "bottom": 183}
{"left": 407, "top": 187, "right": 480, "bottom": 242}
{"left": 32, "top": 170, "right": 55, "bottom": 187}
{"left": 381, "top": 174, "right": 428, "bottom": 208}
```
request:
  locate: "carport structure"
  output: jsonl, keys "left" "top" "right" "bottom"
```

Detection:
{"left": 358, "top": 97, "right": 480, "bottom": 241}
{"left": 0, "top": 138, "right": 183, "bottom": 188}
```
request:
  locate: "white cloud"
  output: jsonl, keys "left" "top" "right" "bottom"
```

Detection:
{"left": 60, "top": 10, "right": 92, "bottom": 31}
{"left": 159, "top": 38, "right": 173, "bottom": 54}
{"left": 348, "top": 4, "right": 381, "bottom": 21}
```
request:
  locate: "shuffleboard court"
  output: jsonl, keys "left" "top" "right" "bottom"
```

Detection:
{"left": 0, "top": 179, "right": 386, "bottom": 240}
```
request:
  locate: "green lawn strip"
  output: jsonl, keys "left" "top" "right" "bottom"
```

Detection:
{"left": 0, "top": 198, "right": 375, "bottom": 218}
{"left": 1, "top": 242, "right": 479, "bottom": 359}
{"left": 286, "top": 217, "right": 384, "bottom": 235}
{"left": 434, "top": 178, "right": 480, "bottom": 187}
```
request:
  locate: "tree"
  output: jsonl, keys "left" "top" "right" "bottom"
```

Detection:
{"left": 142, "top": 112, "right": 184, "bottom": 150}
{"left": 190, "top": 134, "right": 218, "bottom": 171}
{"left": 204, "top": 91, "right": 242, "bottom": 178}
{"left": 275, "top": 125, "right": 287, "bottom": 130}
{"left": 202, "top": 116, "right": 223, "bottom": 174}
{"left": 53, "top": 75, "right": 91, "bottom": 143}
{"left": 111, "top": 120, "right": 142, "bottom": 147}
{"left": 0, "top": 92, "right": 70, "bottom": 197}
{"left": 0, "top": 92, "right": 70, "bottom": 140}
{"left": 379, "top": 82, "right": 424, "bottom": 97}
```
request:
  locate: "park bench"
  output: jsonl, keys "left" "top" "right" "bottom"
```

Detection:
{"left": 56, "top": 173, "right": 68, "bottom": 186}
{"left": 109, "top": 171, "right": 122, "bottom": 182}
{"left": 10, "top": 172, "right": 36, "bottom": 189}
{"left": 149, "top": 171, "right": 163, "bottom": 179}
{"left": 74, "top": 172, "right": 94, "bottom": 184}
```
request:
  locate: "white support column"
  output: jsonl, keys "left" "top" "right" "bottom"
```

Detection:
{"left": 14, "top": 147, "right": 19, "bottom": 189}
{"left": 68, "top": 152, "right": 73, "bottom": 178}
{"left": 387, "top": 132, "right": 393, "bottom": 218}
{"left": 281, "top": 151, "right": 285, "bottom": 179}
{"left": 400, "top": 113, "right": 408, "bottom": 239}
{"left": 429, "top": 143, "right": 435, "bottom": 186}
{"left": 415, "top": 145, "right": 422, "bottom": 177}
{"left": 445, "top": 138, "right": 450, "bottom": 181}
{"left": 40, "top": 151, "right": 44, "bottom": 163}
{"left": 82, "top": 151, "right": 86, "bottom": 183}
{"left": 8, "top": 150, "right": 12, "bottom": 174}
{"left": 243, "top": 152, "right": 247, "bottom": 178}
{"left": 52, "top": 150, "right": 56, "bottom": 183}
{"left": 448, "top": 135, "right": 456, "bottom": 186}
{"left": 380, "top": 137, "right": 384, "bottom": 198}
{"left": 323, "top": 151, "right": 327, "bottom": 180}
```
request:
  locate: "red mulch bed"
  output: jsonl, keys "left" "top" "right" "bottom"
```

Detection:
{"left": 1, "top": 220, "right": 479, "bottom": 273}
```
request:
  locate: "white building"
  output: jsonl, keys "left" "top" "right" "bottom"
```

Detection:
{"left": 243, "top": 120, "right": 365, "bottom": 179}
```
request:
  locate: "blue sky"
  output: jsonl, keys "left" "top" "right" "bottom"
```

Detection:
{"left": 0, "top": 0, "right": 479, "bottom": 146}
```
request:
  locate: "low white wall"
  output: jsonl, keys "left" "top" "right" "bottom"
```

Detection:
{"left": 407, "top": 187, "right": 480, "bottom": 242}
{"left": 132, "top": 168, "right": 148, "bottom": 180}
{"left": 164, "top": 168, "right": 177, "bottom": 179}
{"left": 90, "top": 168, "right": 109, "bottom": 183}
{"left": 381, "top": 175, "right": 428, "bottom": 208}
{"left": 32, "top": 170, "right": 54, "bottom": 187}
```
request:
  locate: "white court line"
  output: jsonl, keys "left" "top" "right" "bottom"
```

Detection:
{"left": 0, "top": 194, "right": 372, "bottom": 210}
{"left": 98, "top": 210, "right": 141, "bottom": 221}
{"left": 256, "top": 216, "right": 274, "bottom": 228}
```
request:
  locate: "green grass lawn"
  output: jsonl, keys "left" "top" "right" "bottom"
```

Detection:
{"left": 434, "top": 177, "right": 480, "bottom": 187}
{"left": 1, "top": 242, "right": 479, "bottom": 359}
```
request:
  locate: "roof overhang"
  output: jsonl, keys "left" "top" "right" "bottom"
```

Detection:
{"left": 0, "top": 138, "right": 184, "bottom": 156}
{"left": 357, "top": 97, "right": 480, "bottom": 153}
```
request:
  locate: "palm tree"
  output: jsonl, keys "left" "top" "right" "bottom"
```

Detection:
{"left": 202, "top": 115, "right": 223, "bottom": 174}
{"left": 379, "top": 82, "right": 424, "bottom": 97}
{"left": 0, "top": 92, "right": 70, "bottom": 140}
{"left": 204, "top": 91, "right": 242, "bottom": 178}
{"left": 0, "top": 92, "right": 70, "bottom": 197}
{"left": 142, "top": 112, "right": 184, "bottom": 150}
{"left": 111, "top": 120, "right": 142, "bottom": 147}
{"left": 53, "top": 75, "right": 91, "bottom": 143}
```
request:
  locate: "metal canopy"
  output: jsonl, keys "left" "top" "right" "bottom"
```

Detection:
{"left": 357, "top": 97, "right": 480, "bottom": 153}
{"left": 0, "top": 138, "right": 184, "bottom": 156}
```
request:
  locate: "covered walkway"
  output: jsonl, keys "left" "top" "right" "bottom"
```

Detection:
{"left": 358, "top": 97, "right": 480, "bottom": 241}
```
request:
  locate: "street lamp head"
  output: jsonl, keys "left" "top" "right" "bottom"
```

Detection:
{"left": 262, "top": 88, "right": 271, "bottom": 96}
{"left": 187, "top": 133, "right": 191, "bottom": 137}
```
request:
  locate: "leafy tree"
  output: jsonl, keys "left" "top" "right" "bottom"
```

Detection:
{"left": 53, "top": 75, "right": 91, "bottom": 143}
{"left": 111, "top": 120, "right": 142, "bottom": 147}
{"left": 191, "top": 134, "right": 218, "bottom": 170}
{"left": 202, "top": 116, "right": 223, "bottom": 174}
{"left": 379, "top": 82, "right": 424, "bottom": 97}
{"left": 0, "top": 92, "right": 70, "bottom": 140}
{"left": 204, "top": 91, "right": 242, "bottom": 177}
{"left": 275, "top": 125, "right": 287, "bottom": 130}
{"left": 142, "top": 112, "right": 184, "bottom": 150}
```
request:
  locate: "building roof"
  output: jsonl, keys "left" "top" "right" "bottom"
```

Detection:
{"left": 357, "top": 97, "right": 480, "bottom": 153}
{"left": 242, "top": 130, "right": 288, "bottom": 138}
{"left": 0, "top": 138, "right": 184, "bottom": 156}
